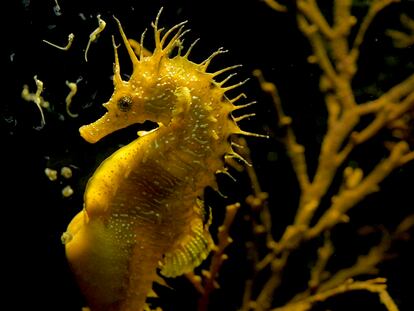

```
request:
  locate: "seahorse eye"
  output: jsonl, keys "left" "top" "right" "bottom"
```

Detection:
{"left": 117, "top": 96, "right": 133, "bottom": 112}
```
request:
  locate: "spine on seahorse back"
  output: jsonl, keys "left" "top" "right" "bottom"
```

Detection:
{"left": 62, "top": 9, "right": 264, "bottom": 311}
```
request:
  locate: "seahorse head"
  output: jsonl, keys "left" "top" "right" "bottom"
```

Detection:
{"left": 80, "top": 11, "right": 197, "bottom": 144}
{"left": 79, "top": 10, "right": 261, "bottom": 145}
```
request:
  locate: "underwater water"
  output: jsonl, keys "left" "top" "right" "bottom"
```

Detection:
{"left": 3, "top": 0, "right": 414, "bottom": 310}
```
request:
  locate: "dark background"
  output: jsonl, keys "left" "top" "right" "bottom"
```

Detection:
{"left": 3, "top": 0, "right": 414, "bottom": 310}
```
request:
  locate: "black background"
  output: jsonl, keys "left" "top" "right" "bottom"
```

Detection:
{"left": 3, "top": 0, "right": 414, "bottom": 310}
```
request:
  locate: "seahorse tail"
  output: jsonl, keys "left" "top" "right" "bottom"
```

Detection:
{"left": 121, "top": 243, "right": 163, "bottom": 311}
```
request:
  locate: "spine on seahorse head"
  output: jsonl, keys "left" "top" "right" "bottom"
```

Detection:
{"left": 62, "top": 8, "right": 265, "bottom": 311}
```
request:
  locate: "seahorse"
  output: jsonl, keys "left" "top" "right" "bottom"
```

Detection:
{"left": 61, "top": 9, "right": 262, "bottom": 311}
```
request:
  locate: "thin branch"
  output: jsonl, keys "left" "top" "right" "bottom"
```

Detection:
{"left": 197, "top": 203, "right": 240, "bottom": 311}
{"left": 307, "top": 141, "right": 410, "bottom": 238}
{"left": 297, "top": 15, "right": 338, "bottom": 85}
{"left": 253, "top": 70, "right": 310, "bottom": 191}
{"left": 387, "top": 14, "right": 414, "bottom": 48}
{"left": 272, "top": 278, "right": 399, "bottom": 311}
{"left": 255, "top": 251, "right": 290, "bottom": 311}
{"left": 317, "top": 236, "right": 390, "bottom": 293}
{"left": 297, "top": 0, "right": 335, "bottom": 39}
{"left": 359, "top": 73, "right": 414, "bottom": 109}
{"left": 263, "top": 0, "right": 288, "bottom": 12}
{"left": 350, "top": 0, "right": 399, "bottom": 64}
{"left": 308, "top": 232, "right": 334, "bottom": 290}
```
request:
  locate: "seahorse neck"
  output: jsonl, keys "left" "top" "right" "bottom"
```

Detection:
{"left": 146, "top": 93, "right": 233, "bottom": 194}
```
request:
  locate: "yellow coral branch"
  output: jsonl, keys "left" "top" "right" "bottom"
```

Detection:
{"left": 360, "top": 73, "right": 414, "bottom": 109}
{"left": 387, "top": 14, "right": 414, "bottom": 48}
{"left": 263, "top": 0, "right": 288, "bottom": 12}
{"left": 272, "top": 278, "right": 399, "bottom": 311}
{"left": 394, "top": 214, "right": 414, "bottom": 237}
{"left": 308, "top": 141, "right": 411, "bottom": 238}
{"left": 338, "top": 74, "right": 414, "bottom": 154}
{"left": 351, "top": 0, "right": 399, "bottom": 64}
{"left": 253, "top": 70, "right": 310, "bottom": 191}
{"left": 317, "top": 237, "right": 390, "bottom": 293}
{"left": 249, "top": 2, "right": 413, "bottom": 310}
{"left": 197, "top": 203, "right": 240, "bottom": 311}
{"left": 255, "top": 251, "right": 290, "bottom": 310}
{"left": 297, "top": 15, "right": 339, "bottom": 86}
{"left": 297, "top": 0, "right": 335, "bottom": 39}
{"left": 308, "top": 233, "right": 334, "bottom": 290}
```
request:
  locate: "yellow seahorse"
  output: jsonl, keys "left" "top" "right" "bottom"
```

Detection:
{"left": 61, "top": 9, "right": 261, "bottom": 311}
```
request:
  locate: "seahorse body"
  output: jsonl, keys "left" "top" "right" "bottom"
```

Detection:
{"left": 62, "top": 11, "right": 257, "bottom": 311}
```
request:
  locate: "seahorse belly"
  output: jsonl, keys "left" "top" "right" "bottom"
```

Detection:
{"left": 65, "top": 210, "right": 164, "bottom": 311}
{"left": 64, "top": 129, "right": 203, "bottom": 311}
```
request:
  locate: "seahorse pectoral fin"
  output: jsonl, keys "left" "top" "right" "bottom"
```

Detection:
{"left": 160, "top": 215, "right": 213, "bottom": 277}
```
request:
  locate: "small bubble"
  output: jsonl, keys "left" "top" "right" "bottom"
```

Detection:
{"left": 53, "top": 2, "right": 62, "bottom": 16}
{"left": 22, "top": 0, "right": 30, "bottom": 10}
{"left": 62, "top": 185, "right": 74, "bottom": 197}
{"left": 61, "top": 232, "right": 73, "bottom": 244}
{"left": 61, "top": 166, "right": 73, "bottom": 179}
{"left": 45, "top": 168, "right": 58, "bottom": 181}
{"left": 4, "top": 115, "right": 16, "bottom": 125}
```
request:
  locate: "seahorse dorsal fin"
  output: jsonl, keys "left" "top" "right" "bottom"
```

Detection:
{"left": 160, "top": 210, "right": 213, "bottom": 277}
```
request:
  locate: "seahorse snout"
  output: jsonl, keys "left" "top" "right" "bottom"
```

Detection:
{"left": 79, "top": 111, "right": 126, "bottom": 143}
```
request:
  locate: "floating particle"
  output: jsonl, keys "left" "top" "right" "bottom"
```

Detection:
{"left": 45, "top": 168, "right": 58, "bottom": 181}
{"left": 61, "top": 232, "right": 72, "bottom": 244}
{"left": 60, "top": 166, "right": 73, "bottom": 179}
{"left": 22, "top": 0, "right": 30, "bottom": 10}
{"left": 21, "top": 75, "right": 49, "bottom": 127}
{"left": 78, "top": 13, "right": 86, "bottom": 21}
{"left": 43, "top": 33, "right": 75, "bottom": 51}
{"left": 53, "top": 0, "right": 62, "bottom": 16}
{"left": 65, "top": 81, "right": 79, "bottom": 117}
{"left": 62, "top": 185, "right": 74, "bottom": 197}
{"left": 85, "top": 14, "right": 106, "bottom": 62}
